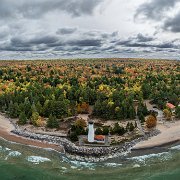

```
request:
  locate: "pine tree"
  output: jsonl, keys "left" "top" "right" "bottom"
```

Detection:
{"left": 46, "top": 114, "right": 59, "bottom": 128}
{"left": 95, "top": 127, "right": 103, "bottom": 135}
{"left": 18, "top": 112, "right": 27, "bottom": 125}
{"left": 8, "top": 101, "right": 19, "bottom": 118}
{"left": 129, "top": 122, "right": 135, "bottom": 132}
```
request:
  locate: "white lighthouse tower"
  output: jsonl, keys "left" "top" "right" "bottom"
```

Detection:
{"left": 88, "top": 121, "right": 94, "bottom": 142}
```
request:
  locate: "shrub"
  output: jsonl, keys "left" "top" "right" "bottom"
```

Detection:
{"left": 163, "top": 109, "right": 172, "bottom": 120}
{"left": 74, "top": 118, "right": 86, "bottom": 128}
{"left": 146, "top": 115, "right": 157, "bottom": 128}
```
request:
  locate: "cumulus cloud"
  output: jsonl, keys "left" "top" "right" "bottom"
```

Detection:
{"left": 135, "top": 0, "right": 180, "bottom": 21}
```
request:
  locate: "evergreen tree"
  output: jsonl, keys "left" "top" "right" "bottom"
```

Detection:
{"left": 46, "top": 114, "right": 59, "bottom": 128}
{"left": 18, "top": 112, "right": 27, "bottom": 125}
{"left": 8, "top": 101, "right": 19, "bottom": 118}
{"left": 95, "top": 127, "right": 103, "bottom": 135}
{"left": 129, "top": 122, "right": 135, "bottom": 132}
{"left": 102, "top": 126, "right": 109, "bottom": 135}
{"left": 36, "top": 101, "right": 43, "bottom": 115}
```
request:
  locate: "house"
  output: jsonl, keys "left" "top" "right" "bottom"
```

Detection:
{"left": 94, "top": 135, "right": 105, "bottom": 143}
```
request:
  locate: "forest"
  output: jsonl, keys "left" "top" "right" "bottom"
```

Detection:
{"left": 0, "top": 58, "right": 179, "bottom": 128}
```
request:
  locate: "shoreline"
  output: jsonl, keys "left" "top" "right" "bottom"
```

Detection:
{"left": 0, "top": 129, "right": 64, "bottom": 153}
{"left": 0, "top": 113, "right": 180, "bottom": 162}
{"left": 132, "top": 139, "right": 180, "bottom": 151}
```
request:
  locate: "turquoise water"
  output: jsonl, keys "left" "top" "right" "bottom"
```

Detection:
{"left": 0, "top": 138, "right": 180, "bottom": 180}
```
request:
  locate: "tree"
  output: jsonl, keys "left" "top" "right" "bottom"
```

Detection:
{"left": 111, "top": 123, "right": 126, "bottom": 135}
{"left": 8, "top": 101, "right": 19, "bottom": 118}
{"left": 95, "top": 127, "right": 103, "bottom": 135}
{"left": 36, "top": 101, "right": 43, "bottom": 115}
{"left": 42, "top": 100, "right": 50, "bottom": 117}
{"left": 175, "top": 106, "right": 180, "bottom": 119}
{"left": 46, "top": 114, "right": 59, "bottom": 128}
{"left": 74, "top": 119, "right": 86, "bottom": 128}
{"left": 49, "top": 100, "right": 69, "bottom": 118}
{"left": 31, "top": 112, "right": 39, "bottom": 126}
{"left": 102, "top": 126, "right": 109, "bottom": 135}
{"left": 146, "top": 115, "right": 157, "bottom": 128}
{"left": 129, "top": 122, "right": 135, "bottom": 132}
{"left": 139, "top": 112, "right": 145, "bottom": 123}
{"left": 126, "top": 122, "right": 130, "bottom": 131}
{"left": 24, "top": 98, "right": 32, "bottom": 118}
{"left": 81, "top": 102, "right": 89, "bottom": 113}
{"left": 18, "top": 112, "right": 27, "bottom": 125}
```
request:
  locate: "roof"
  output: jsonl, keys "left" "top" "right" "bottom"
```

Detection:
{"left": 166, "top": 103, "right": 175, "bottom": 109}
{"left": 94, "top": 135, "right": 105, "bottom": 140}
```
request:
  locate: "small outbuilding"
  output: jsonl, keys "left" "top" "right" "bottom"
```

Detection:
{"left": 94, "top": 135, "right": 105, "bottom": 143}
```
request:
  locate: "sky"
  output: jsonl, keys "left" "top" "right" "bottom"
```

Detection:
{"left": 0, "top": 0, "right": 180, "bottom": 60}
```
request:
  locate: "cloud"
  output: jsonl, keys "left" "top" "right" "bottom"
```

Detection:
{"left": 115, "top": 34, "right": 178, "bottom": 50}
{"left": 135, "top": 0, "right": 180, "bottom": 21}
{"left": 136, "top": 33, "right": 154, "bottom": 42}
{"left": 116, "top": 33, "right": 155, "bottom": 47}
{"left": 0, "top": 0, "right": 104, "bottom": 20}
{"left": 10, "top": 35, "right": 59, "bottom": 47}
{"left": 0, "top": 0, "right": 179, "bottom": 60}
{"left": 163, "top": 12, "right": 180, "bottom": 32}
{"left": 56, "top": 27, "right": 77, "bottom": 35}
{"left": 67, "top": 39, "right": 102, "bottom": 47}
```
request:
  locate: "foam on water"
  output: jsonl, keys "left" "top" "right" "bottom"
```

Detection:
{"left": 105, "top": 163, "right": 122, "bottom": 167}
{"left": 128, "top": 152, "right": 172, "bottom": 163}
{"left": 133, "top": 164, "right": 140, "bottom": 168}
{"left": 70, "top": 160, "right": 95, "bottom": 168}
{"left": 62, "top": 156, "right": 96, "bottom": 169}
{"left": 169, "top": 145, "right": 180, "bottom": 150}
{"left": 27, "top": 156, "right": 51, "bottom": 164}
{"left": 8, "top": 151, "right": 21, "bottom": 157}
{"left": 5, "top": 151, "right": 22, "bottom": 160}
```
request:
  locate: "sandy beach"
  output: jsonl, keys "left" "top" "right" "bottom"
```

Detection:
{"left": 133, "top": 120, "right": 180, "bottom": 149}
{"left": 0, "top": 112, "right": 180, "bottom": 153}
{"left": 0, "top": 114, "right": 64, "bottom": 152}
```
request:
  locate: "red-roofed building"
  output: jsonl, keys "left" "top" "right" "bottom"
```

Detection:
{"left": 94, "top": 135, "right": 105, "bottom": 143}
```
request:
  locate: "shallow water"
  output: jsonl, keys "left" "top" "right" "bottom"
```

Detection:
{"left": 0, "top": 138, "right": 180, "bottom": 180}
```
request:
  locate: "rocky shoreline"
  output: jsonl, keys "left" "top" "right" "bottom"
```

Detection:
{"left": 11, "top": 128, "right": 160, "bottom": 162}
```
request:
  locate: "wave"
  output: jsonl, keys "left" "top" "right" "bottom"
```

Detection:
{"left": 169, "top": 145, "right": 180, "bottom": 150}
{"left": 104, "top": 163, "right": 122, "bottom": 167}
{"left": 128, "top": 152, "right": 172, "bottom": 163}
{"left": 5, "top": 151, "right": 22, "bottom": 160}
{"left": 27, "top": 156, "right": 51, "bottom": 164}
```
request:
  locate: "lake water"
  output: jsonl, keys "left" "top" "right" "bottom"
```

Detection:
{"left": 0, "top": 138, "right": 179, "bottom": 180}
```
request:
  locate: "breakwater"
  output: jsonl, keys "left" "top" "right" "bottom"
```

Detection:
{"left": 11, "top": 129, "right": 160, "bottom": 162}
